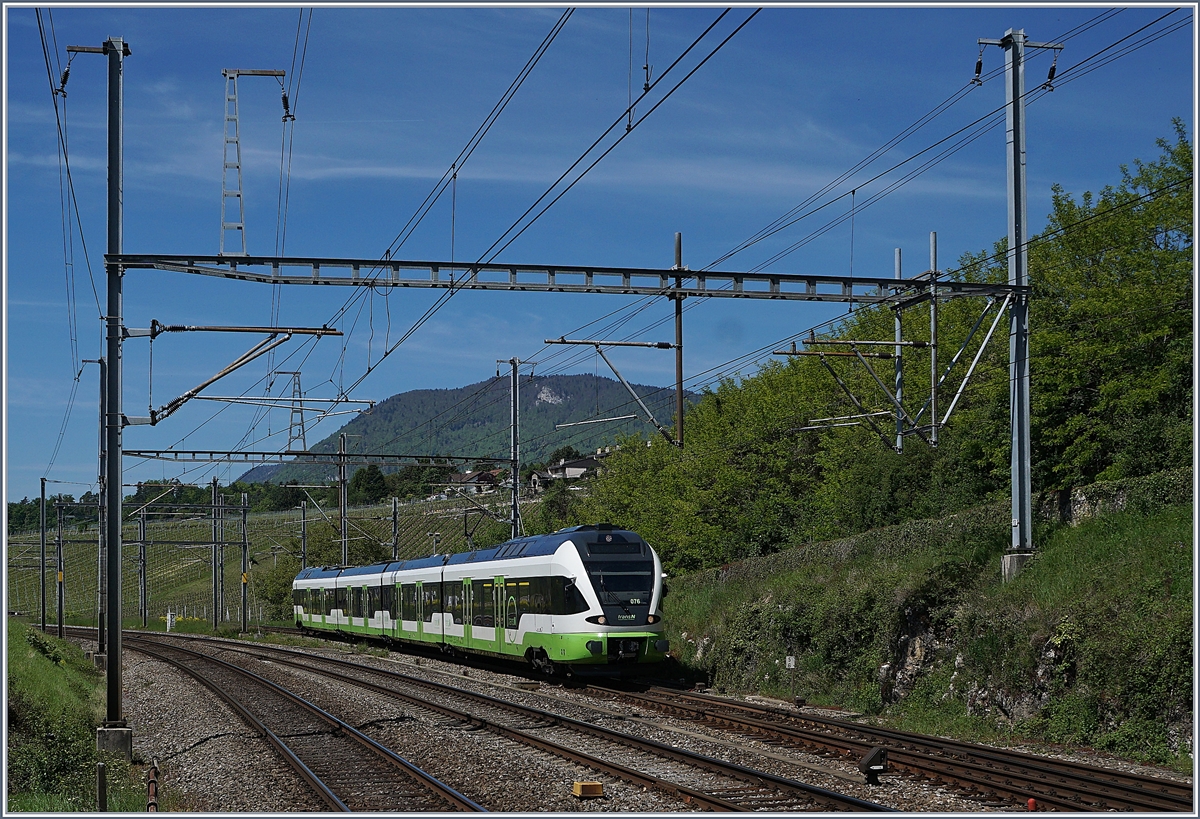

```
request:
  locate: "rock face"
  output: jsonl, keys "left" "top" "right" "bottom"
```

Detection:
{"left": 1038, "top": 467, "right": 1191, "bottom": 525}
{"left": 536, "top": 387, "right": 564, "bottom": 405}
{"left": 881, "top": 607, "right": 938, "bottom": 704}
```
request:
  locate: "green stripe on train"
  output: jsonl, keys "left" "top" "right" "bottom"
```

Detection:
{"left": 298, "top": 613, "right": 665, "bottom": 664}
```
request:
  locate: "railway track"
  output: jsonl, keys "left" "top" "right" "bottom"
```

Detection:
{"left": 585, "top": 685, "right": 1193, "bottom": 812}
{"left": 134, "top": 633, "right": 894, "bottom": 812}
{"left": 123, "top": 635, "right": 484, "bottom": 812}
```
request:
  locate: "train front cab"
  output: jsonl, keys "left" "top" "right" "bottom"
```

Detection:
{"left": 558, "top": 527, "right": 670, "bottom": 670}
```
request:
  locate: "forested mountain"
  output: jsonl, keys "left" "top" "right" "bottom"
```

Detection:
{"left": 577, "top": 124, "right": 1192, "bottom": 575}
{"left": 237, "top": 373, "right": 690, "bottom": 484}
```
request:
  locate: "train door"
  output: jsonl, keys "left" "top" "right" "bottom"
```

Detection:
{"left": 390, "top": 582, "right": 400, "bottom": 640}
{"left": 415, "top": 580, "right": 424, "bottom": 638}
{"left": 493, "top": 577, "right": 506, "bottom": 652}
{"left": 471, "top": 579, "right": 495, "bottom": 651}
{"left": 504, "top": 578, "right": 520, "bottom": 650}
{"left": 462, "top": 578, "right": 472, "bottom": 644}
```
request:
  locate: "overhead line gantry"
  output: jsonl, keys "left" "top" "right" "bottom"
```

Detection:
{"left": 112, "top": 253, "right": 1018, "bottom": 304}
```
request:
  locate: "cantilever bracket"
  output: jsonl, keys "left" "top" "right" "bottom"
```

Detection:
{"left": 544, "top": 337, "right": 680, "bottom": 447}
{"left": 147, "top": 333, "right": 292, "bottom": 426}
{"left": 133, "top": 322, "right": 343, "bottom": 427}
{"left": 814, "top": 352, "right": 898, "bottom": 452}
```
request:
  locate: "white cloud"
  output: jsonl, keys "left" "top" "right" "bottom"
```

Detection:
{"left": 7, "top": 150, "right": 106, "bottom": 172}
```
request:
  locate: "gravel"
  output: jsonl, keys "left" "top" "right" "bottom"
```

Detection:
{"left": 91, "top": 634, "right": 1191, "bottom": 812}
{"left": 118, "top": 644, "right": 329, "bottom": 811}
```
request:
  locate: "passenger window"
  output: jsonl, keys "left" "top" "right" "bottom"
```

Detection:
{"left": 517, "top": 581, "right": 531, "bottom": 620}
{"left": 401, "top": 584, "right": 417, "bottom": 620}
{"left": 422, "top": 583, "right": 441, "bottom": 622}
{"left": 559, "top": 578, "right": 588, "bottom": 614}
{"left": 472, "top": 580, "right": 493, "bottom": 626}
{"left": 445, "top": 584, "right": 463, "bottom": 624}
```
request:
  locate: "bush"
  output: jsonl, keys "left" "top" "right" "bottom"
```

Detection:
{"left": 664, "top": 495, "right": 1192, "bottom": 768}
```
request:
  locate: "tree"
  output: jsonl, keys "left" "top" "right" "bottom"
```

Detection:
{"left": 525, "top": 480, "right": 585, "bottom": 536}
{"left": 956, "top": 120, "right": 1192, "bottom": 489}
{"left": 584, "top": 125, "right": 1192, "bottom": 573}
{"left": 252, "top": 551, "right": 301, "bottom": 622}
{"left": 547, "top": 445, "right": 583, "bottom": 465}
{"left": 348, "top": 464, "right": 388, "bottom": 505}
{"left": 6, "top": 498, "right": 40, "bottom": 534}
{"left": 384, "top": 464, "right": 454, "bottom": 500}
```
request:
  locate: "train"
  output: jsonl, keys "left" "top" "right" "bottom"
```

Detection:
{"left": 292, "top": 523, "right": 669, "bottom": 674}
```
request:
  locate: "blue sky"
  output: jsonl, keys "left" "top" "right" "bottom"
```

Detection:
{"left": 4, "top": 4, "right": 1194, "bottom": 502}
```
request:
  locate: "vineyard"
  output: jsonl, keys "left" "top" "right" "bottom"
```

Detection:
{"left": 7, "top": 491, "right": 525, "bottom": 629}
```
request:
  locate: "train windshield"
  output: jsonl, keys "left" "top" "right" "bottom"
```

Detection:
{"left": 574, "top": 532, "right": 656, "bottom": 607}
{"left": 585, "top": 559, "right": 654, "bottom": 605}
{"left": 587, "top": 561, "right": 653, "bottom": 592}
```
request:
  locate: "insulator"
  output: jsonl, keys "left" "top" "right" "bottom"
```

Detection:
{"left": 281, "top": 90, "right": 290, "bottom": 112}
{"left": 58, "top": 65, "right": 70, "bottom": 91}
{"left": 1046, "top": 59, "right": 1057, "bottom": 84}
{"left": 973, "top": 57, "right": 983, "bottom": 84}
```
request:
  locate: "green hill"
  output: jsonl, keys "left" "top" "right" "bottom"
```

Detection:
{"left": 239, "top": 373, "right": 693, "bottom": 484}
{"left": 663, "top": 469, "right": 1192, "bottom": 767}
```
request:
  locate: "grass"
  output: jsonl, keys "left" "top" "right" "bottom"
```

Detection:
{"left": 664, "top": 501, "right": 1193, "bottom": 770}
{"left": 5, "top": 619, "right": 180, "bottom": 810}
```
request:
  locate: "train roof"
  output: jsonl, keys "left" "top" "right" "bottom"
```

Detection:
{"left": 294, "top": 525, "right": 645, "bottom": 582}
{"left": 340, "top": 562, "right": 396, "bottom": 577}
{"left": 295, "top": 565, "right": 346, "bottom": 580}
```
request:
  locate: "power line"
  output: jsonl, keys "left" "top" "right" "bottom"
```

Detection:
{"left": 332, "top": 10, "right": 759, "bottom": 405}
{"left": 383, "top": 9, "right": 576, "bottom": 262}
{"left": 133, "top": 10, "right": 1187, "bottom": 487}
{"left": 150, "top": 178, "right": 1190, "bottom": 486}
{"left": 587, "top": 9, "right": 1191, "bottom": 393}
{"left": 304, "top": 9, "right": 577, "bottom": 406}
{"left": 704, "top": 7, "right": 1144, "bottom": 272}
{"left": 398, "top": 170, "right": 1194, "bottom": 459}
{"left": 482, "top": 9, "right": 759, "bottom": 264}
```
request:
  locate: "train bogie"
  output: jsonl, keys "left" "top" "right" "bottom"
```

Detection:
{"left": 292, "top": 524, "right": 668, "bottom": 672}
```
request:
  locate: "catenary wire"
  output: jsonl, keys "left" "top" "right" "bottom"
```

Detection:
{"left": 704, "top": 7, "right": 1149, "bottom": 271}
{"left": 138, "top": 2, "right": 570, "bottom": 482}
{"left": 332, "top": 9, "right": 750, "bottom": 402}
{"left": 129, "top": 11, "right": 1180, "bottom": 485}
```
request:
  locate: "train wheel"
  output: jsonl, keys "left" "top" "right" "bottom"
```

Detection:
{"left": 529, "top": 648, "right": 557, "bottom": 676}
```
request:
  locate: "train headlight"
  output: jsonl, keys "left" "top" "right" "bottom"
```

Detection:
{"left": 585, "top": 615, "right": 607, "bottom": 625}
{"left": 646, "top": 614, "right": 658, "bottom": 624}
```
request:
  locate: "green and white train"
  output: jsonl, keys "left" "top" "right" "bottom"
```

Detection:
{"left": 292, "top": 524, "right": 669, "bottom": 674}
